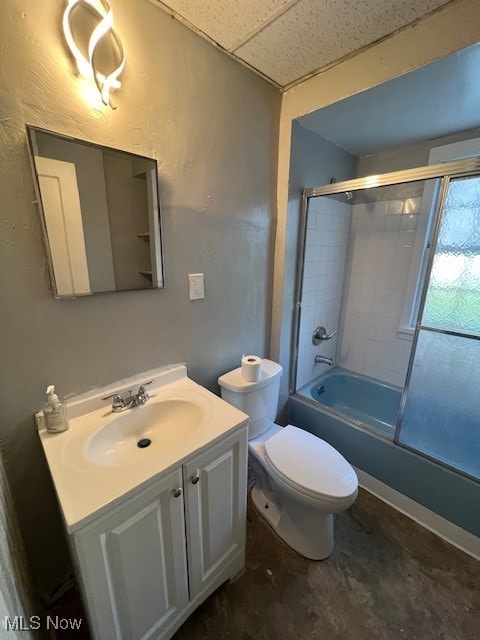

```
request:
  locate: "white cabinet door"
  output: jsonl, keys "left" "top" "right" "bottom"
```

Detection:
{"left": 72, "top": 469, "right": 188, "bottom": 640}
{"left": 183, "top": 428, "right": 248, "bottom": 598}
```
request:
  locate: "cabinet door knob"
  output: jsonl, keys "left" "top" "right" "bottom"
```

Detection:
{"left": 172, "top": 487, "right": 183, "bottom": 498}
{"left": 191, "top": 473, "right": 200, "bottom": 485}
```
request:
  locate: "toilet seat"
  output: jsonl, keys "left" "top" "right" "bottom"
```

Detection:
{"left": 264, "top": 425, "right": 358, "bottom": 502}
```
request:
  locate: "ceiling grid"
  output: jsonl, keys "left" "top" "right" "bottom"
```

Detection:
{"left": 152, "top": 0, "right": 453, "bottom": 88}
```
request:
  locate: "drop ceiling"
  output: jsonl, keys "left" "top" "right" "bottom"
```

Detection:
{"left": 153, "top": 0, "right": 452, "bottom": 88}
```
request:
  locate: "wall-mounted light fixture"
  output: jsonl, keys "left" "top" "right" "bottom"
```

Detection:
{"left": 63, "top": 0, "right": 125, "bottom": 108}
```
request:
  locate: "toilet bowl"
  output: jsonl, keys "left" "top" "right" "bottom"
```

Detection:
{"left": 249, "top": 423, "right": 357, "bottom": 559}
{"left": 218, "top": 359, "right": 358, "bottom": 560}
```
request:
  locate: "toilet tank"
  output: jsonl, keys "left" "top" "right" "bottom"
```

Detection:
{"left": 218, "top": 360, "right": 283, "bottom": 439}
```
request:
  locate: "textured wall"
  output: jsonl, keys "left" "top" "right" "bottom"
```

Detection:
{"left": 0, "top": 461, "right": 32, "bottom": 639}
{"left": 0, "top": 0, "right": 280, "bottom": 598}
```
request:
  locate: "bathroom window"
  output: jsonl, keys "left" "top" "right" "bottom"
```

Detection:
{"left": 422, "top": 176, "right": 480, "bottom": 334}
{"left": 396, "top": 173, "right": 480, "bottom": 481}
{"left": 399, "top": 137, "right": 480, "bottom": 336}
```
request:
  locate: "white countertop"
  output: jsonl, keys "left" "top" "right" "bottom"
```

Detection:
{"left": 38, "top": 365, "right": 248, "bottom": 533}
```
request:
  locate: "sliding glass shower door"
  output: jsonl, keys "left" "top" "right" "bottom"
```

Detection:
{"left": 396, "top": 175, "right": 480, "bottom": 480}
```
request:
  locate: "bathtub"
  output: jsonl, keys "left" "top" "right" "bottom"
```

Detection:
{"left": 290, "top": 368, "right": 480, "bottom": 538}
{"left": 297, "top": 367, "right": 402, "bottom": 437}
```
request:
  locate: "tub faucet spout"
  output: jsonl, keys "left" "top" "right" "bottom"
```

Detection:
{"left": 315, "top": 355, "right": 333, "bottom": 366}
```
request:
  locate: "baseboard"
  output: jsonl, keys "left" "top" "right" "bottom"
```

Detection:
{"left": 354, "top": 467, "right": 480, "bottom": 561}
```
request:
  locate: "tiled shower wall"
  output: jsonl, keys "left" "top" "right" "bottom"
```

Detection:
{"left": 337, "top": 197, "right": 420, "bottom": 386}
{"left": 296, "top": 196, "right": 351, "bottom": 389}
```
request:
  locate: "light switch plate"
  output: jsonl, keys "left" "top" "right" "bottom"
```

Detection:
{"left": 188, "top": 273, "right": 204, "bottom": 300}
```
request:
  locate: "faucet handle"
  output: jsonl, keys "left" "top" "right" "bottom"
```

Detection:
{"left": 312, "top": 326, "right": 338, "bottom": 345}
{"left": 137, "top": 380, "right": 154, "bottom": 404}
{"left": 138, "top": 379, "right": 154, "bottom": 394}
{"left": 101, "top": 393, "right": 125, "bottom": 412}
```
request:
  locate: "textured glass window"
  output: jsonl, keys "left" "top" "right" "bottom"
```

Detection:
{"left": 398, "top": 175, "right": 480, "bottom": 480}
{"left": 422, "top": 176, "right": 480, "bottom": 335}
{"left": 397, "top": 331, "right": 480, "bottom": 480}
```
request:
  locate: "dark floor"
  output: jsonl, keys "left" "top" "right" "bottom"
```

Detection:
{"left": 52, "top": 489, "right": 480, "bottom": 639}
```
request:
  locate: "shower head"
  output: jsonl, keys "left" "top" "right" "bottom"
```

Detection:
{"left": 331, "top": 178, "right": 353, "bottom": 202}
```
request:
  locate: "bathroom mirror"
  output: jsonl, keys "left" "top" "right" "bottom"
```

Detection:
{"left": 27, "top": 126, "right": 164, "bottom": 298}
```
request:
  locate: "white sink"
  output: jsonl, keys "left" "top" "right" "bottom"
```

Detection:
{"left": 86, "top": 398, "right": 206, "bottom": 467}
{"left": 37, "top": 364, "right": 248, "bottom": 533}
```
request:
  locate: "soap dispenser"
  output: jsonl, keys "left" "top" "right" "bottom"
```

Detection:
{"left": 43, "top": 385, "right": 68, "bottom": 433}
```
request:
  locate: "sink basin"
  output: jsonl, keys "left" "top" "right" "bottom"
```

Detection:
{"left": 86, "top": 398, "right": 205, "bottom": 467}
{"left": 38, "top": 364, "right": 248, "bottom": 532}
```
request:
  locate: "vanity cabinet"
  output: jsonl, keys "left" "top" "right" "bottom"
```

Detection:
{"left": 183, "top": 429, "right": 247, "bottom": 598}
{"left": 71, "top": 426, "right": 248, "bottom": 640}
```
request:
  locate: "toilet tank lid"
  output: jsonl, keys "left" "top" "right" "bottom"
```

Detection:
{"left": 218, "top": 359, "right": 282, "bottom": 393}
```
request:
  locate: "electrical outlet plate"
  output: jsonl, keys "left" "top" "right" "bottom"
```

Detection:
{"left": 188, "top": 273, "right": 204, "bottom": 300}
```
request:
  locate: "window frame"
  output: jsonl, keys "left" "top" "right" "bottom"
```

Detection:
{"left": 398, "top": 136, "right": 480, "bottom": 339}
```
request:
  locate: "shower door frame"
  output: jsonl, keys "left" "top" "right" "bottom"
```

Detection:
{"left": 393, "top": 172, "right": 480, "bottom": 482}
{"left": 290, "top": 158, "right": 480, "bottom": 418}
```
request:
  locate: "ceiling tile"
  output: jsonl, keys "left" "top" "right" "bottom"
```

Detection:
{"left": 235, "top": 0, "right": 451, "bottom": 86}
{"left": 158, "top": 0, "right": 296, "bottom": 51}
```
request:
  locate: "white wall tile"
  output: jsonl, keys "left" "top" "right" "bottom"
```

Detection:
{"left": 398, "top": 230, "right": 416, "bottom": 247}
{"left": 403, "top": 197, "right": 421, "bottom": 214}
{"left": 296, "top": 197, "right": 351, "bottom": 388}
{"left": 365, "top": 340, "right": 381, "bottom": 366}
{"left": 390, "top": 274, "right": 408, "bottom": 291}
{"left": 386, "top": 289, "right": 404, "bottom": 319}
{"left": 335, "top": 196, "right": 420, "bottom": 387}
{"left": 395, "top": 244, "right": 414, "bottom": 262}
{"left": 350, "top": 358, "right": 365, "bottom": 374}
{"left": 386, "top": 200, "right": 403, "bottom": 215}
{"left": 384, "top": 215, "right": 402, "bottom": 231}
{"left": 392, "top": 260, "right": 411, "bottom": 276}
{"left": 363, "top": 365, "right": 378, "bottom": 379}
{"left": 298, "top": 195, "right": 421, "bottom": 389}
{"left": 401, "top": 214, "right": 419, "bottom": 230}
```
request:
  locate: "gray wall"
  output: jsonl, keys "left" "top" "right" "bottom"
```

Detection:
{"left": 0, "top": 462, "right": 33, "bottom": 639}
{"left": 277, "top": 121, "right": 357, "bottom": 418}
{"left": 0, "top": 0, "right": 280, "bottom": 599}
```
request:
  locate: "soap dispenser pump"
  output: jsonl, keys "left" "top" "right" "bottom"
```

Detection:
{"left": 43, "top": 385, "right": 68, "bottom": 433}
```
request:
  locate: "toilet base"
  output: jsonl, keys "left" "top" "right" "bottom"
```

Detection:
{"left": 251, "top": 484, "right": 282, "bottom": 529}
{"left": 250, "top": 475, "right": 334, "bottom": 561}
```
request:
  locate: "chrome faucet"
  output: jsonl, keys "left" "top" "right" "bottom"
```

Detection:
{"left": 312, "top": 326, "right": 338, "bottom": 345}
{"left": 102, "top": 380, "right": 154, "bottom": 413}
{"left": 314, "top": 355, "right": 334, "bottom": 366}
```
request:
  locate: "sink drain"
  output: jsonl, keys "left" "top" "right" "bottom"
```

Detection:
{"left": 137, "top": 438, "right": 152, "bottom": 449}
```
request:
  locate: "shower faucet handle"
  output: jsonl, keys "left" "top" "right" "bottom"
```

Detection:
{"left": 312, "top": 326, "right": 338, "bottom": 345}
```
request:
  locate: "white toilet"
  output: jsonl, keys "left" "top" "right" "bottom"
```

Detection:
{"left": 218, "top": 359, "right": 358, "bottom": 560}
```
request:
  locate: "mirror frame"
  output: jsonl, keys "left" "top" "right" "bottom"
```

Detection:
{"left": 26, "top": 125, "right": 165, "bottom": 298}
